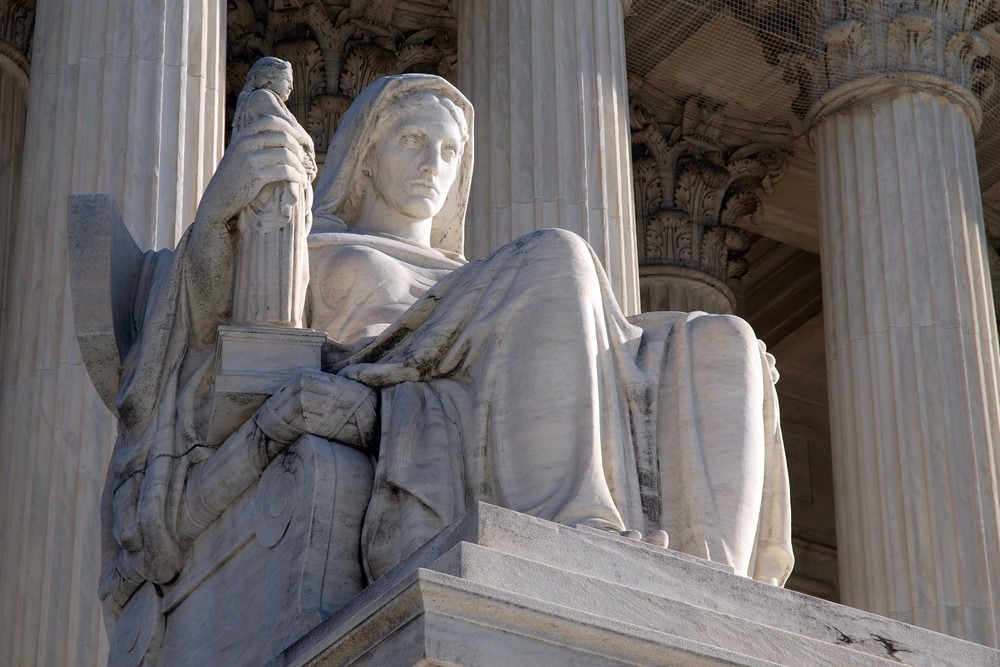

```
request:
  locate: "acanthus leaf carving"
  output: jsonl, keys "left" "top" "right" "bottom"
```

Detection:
{"left": 227, "top": 0, "right": 457, "bottom": 156}
{"left": 819, "top": 1, "right": 995, "bottom": 99}
{"left": 630, "top": 95, "right": 787, "bottom": 285}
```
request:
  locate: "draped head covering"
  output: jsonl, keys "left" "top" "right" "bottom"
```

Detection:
{"left": 311, "top": 74, "right": 474, "bottom": 261}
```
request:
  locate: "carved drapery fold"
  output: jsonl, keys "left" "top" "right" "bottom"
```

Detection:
{"left": 630, "top": 96, "right": 786, "bottom": 313}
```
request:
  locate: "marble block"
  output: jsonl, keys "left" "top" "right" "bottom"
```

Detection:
{"left": 274, "top": 503, "right": 1000, "bottom": 667}
{"left": 207, "top": 325, "right": 327, "bottom": 446}
{"left": 113, "top": 435, "right": 374, "bottom": 667}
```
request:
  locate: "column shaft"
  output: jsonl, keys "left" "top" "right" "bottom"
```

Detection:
{"left": 0, "top": 0, "right": 223, "bottom": 665}
{"left": 815, "top": 89, "right": 1000, "bottom": 645}
{"left": 640, "top": 267, "right": 734, "bottom": 314}
{"left": 456, "top": 0, "right": 640, "bottom": 315}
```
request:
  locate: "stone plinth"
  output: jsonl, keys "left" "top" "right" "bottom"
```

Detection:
{"left": 272, "top": 504, "right": 997, "bottom": 667}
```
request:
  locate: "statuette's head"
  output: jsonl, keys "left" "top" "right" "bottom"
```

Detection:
{"left": 242, "top": 57, "right": 294, "bottom": 102}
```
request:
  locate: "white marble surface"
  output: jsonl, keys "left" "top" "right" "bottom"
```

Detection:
{"left": 639, "top": 265, "right": 736, "bottom": 315}
{"left": 457, "top": 0, "right": 640, "bottom": 316}
{"left": 278, "top": 504, "right": 999, "bottom": 667}
{"left": 93, "top": 74, "right": 793, "bottom": 666}
{"left": 120, "top": 435, "right": 374, "bottom": 667}
{"left": 0, "top": 2, "right": 224, "bottom": 665}
{"left": 303, "top": 74, "right": 793, "bottom": 585}
{"left": 813, "top": 85, "right": 1000, "bottom": 646}
{"left": 206, "top": 325, "right": 326, "bottom": 445}
{"left": 231, "top": 57, "right": 316, "bottom": 329}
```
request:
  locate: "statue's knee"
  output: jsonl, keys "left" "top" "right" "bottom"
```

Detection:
{"left": 689, "top": 313, "right": 757, "bottom": 348}
{"left": 520, "top": 227, "right": 591, "bottom": 261}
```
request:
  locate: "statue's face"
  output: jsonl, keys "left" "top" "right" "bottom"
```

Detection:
{"left": 274, "top": 69, "right": 293, "bottom": 101}
{"left": 368, "top": 100, "right": 464, "bottom": 223}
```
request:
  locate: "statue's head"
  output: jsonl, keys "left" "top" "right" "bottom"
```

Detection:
{"left": 312, "top": 74, "right": 474, "bottom": 261}
{"left": 242, "top": 56, "right": 293, "bottom": 101}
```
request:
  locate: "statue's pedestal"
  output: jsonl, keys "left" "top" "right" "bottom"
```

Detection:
{"left": 207, "top": 324, "right": 326, "bottom": 445}
{"left": 273, "top": 503, "right": 997, "bottom": 667}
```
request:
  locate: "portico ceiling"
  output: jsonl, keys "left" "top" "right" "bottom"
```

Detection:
{"left": 623, "top": 0, "right": 1000, "bottom": 255}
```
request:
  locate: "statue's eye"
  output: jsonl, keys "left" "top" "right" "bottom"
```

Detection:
{"left": 441, "top": 146, "right": 458, "bottom": 162}
{"left": 400, "top": 134, "right": 422, "bottom": 149}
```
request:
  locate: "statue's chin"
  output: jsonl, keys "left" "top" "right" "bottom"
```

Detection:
{"left": 392, "top": 195, "right": 444, "bottom": 222}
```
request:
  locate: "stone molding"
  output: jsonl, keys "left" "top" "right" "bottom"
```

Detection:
{"left": 806, "top": 69, "right": 986, "bottom": 131}
{"left": 630, "top": 96, "right": 787, "bottom": 287}
{"left": 280, "top": 503, "right": 1000, "bottom": 667}
{"left": 227, "top": 1, "right": 456, "bottom": 157}
{"left": 639, "top": 264, "right": 736, "bottom": 314}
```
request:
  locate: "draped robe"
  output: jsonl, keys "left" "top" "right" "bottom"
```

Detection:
{"left": 307, "top": 227, "right": 794, "bottom": 585}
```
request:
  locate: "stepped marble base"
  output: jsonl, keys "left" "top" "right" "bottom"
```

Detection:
{"left": 273, "top": 504, "right": 998, "bottom": 667}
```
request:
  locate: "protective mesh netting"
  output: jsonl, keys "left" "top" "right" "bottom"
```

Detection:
{"left": 624, "top": 0, "right": 1000, "bottom": 140}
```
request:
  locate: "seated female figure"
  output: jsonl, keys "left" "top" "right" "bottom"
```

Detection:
{"left": 101, "top": 75, "right": 793, "bottom": 620}
{"left": 297, "top": 75, "right": 793, "bottom": 584}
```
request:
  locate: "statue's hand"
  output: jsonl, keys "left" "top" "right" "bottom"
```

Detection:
{"left": 254, "top": 370, "right": 378, "bottom": 452}
{"left": 195, "top": 114, "right": 313, "bottom": 228}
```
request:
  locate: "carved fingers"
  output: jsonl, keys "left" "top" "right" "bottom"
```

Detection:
{"left": 196, "top": 115, "right": 313, "bottom": 227}
{"left": 254, "top": 371, "right": 378, "bottom": 452}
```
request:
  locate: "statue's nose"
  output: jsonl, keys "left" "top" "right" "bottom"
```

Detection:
{"left": 420, "top": 142, "right": 449, "bottom": 175}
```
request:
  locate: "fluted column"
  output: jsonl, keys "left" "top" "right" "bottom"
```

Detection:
{"left": 456, "top": 0, "right": 639, "bottom": 315}
{"left": 809, "top": 3, "right": 1000, "bottom": 646}
{"left": 0, "top": 0, "right": 224, "bottom": 665}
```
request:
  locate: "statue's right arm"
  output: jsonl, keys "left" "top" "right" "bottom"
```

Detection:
{"left": 184, "top": 114, "right": 313, "bottom": 343}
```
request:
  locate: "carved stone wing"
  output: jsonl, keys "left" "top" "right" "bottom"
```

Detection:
{"left": 67, "top": 194, "right": 167, "bottom": 411}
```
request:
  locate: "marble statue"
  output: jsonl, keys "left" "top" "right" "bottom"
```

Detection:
{"left": 231, "top": 57, "right": 317, "bottom": 327}
{"left": 95, "top": 73, "right": 793, "bottom": 651}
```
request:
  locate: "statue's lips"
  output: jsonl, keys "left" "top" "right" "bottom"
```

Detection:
{"left": 408, "top": 181, "right": 439, "bottom": 195}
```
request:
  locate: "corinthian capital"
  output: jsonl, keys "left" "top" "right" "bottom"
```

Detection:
{"left": 810, "top": 0, "right": 995, "bottom": 127}
{"left": 227, "top": 1, "right": 457, "bottom": 156}
{"left": 630, "top": 96, "right": 786, "bottom": 285}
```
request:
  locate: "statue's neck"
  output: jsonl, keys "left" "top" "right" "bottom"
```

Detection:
{"left": 353, "top": 195, "right": 432, "bottom": 247}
